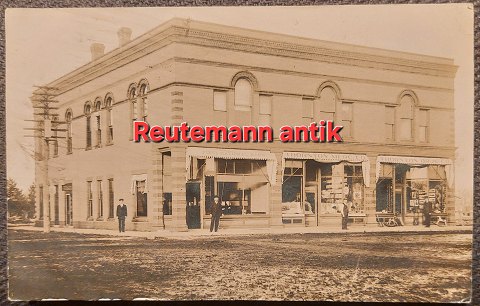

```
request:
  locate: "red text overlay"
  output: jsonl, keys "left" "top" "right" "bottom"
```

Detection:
{"left": 133, "top": 121, "right": 343, "bottom": 143}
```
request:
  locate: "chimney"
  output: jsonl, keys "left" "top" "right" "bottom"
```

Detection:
{"left": 90, "top": 43, "right": 105, "bottom": 61}
{"left": 117, "top": 27, "right": 132, "bottom": 47}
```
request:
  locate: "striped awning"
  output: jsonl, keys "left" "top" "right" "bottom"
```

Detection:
{"left": 186, "top": 147, "right": 277, "bottom": 185}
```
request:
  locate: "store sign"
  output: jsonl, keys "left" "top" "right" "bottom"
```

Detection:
{"left": 377, "top": 155, "right": 452, "bottom": 166}
{"left": 282, "top": 152, "right": 370, "bottom": 187}
{"left": 375, "top": 155, "right": 454, "bottom": 187}
{"left": 283, "top": 152, "right": 368, "bottom": 163}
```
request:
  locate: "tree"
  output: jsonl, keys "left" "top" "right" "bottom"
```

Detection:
{"left": 7, "top": 178, "right": 33, "bottom": 220}
{"left": 26, "top": 184, "right": 36, "bottom": 218}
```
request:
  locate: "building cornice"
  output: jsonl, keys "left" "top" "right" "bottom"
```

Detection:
{"left": 38, "top": 18, "right": 458, "bottom": 96}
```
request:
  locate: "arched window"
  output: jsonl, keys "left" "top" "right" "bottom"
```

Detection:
{"left": 84, "top": 102, "right": 92, "bottom": 149}
{"left": 52, "top": 115, "right": 59, "bottom": 157}
{"left": 316, "top": 86, "right": 338, "bottom": 123}
{"left": 128, "top": 84, "right": 137, "bottom": 121}
{"left": 234, "top": 78, "right": 253, "bottom": 111}
{"left": 104, "top": 94, "right": 114, "bottom": 143}
{"left": 399, "top": 95, "right": 414, "bottom": 141}
{"left": 84, "top": 103, "right": 91, "bottom": 115}
{"left": 94, "top": 98, "right": 102, "bottom": 147}
{"left": 65, "top": 109, "right": 73, "bottom": 154}
{"left": 138, "top": 80, "right": 149, "bottom": 121}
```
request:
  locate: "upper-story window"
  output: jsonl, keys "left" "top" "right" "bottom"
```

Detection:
{"left": 341, "top": 102, "right": 353, "bottom": 138}
{"left": 399, "top": 94, "right": 414, "bottom": 141}
{"left": 259, "top": 95, "right": 272, "bottom": 126}
{"left": 138, "top": 80, "right": 149, "bottom": 121}
{"left": 234, "top": 78, "right": 253, "bottom": 111}
{"left": 84, "top": 102, "right": 92, "bottom": 150}
{"left": 213, "top": 90, "right": 227, "bottom": 112}
{"left": 302, "top": 98, "right": 314, "bottom": 125}
{"left": 94, "top": 98, "right": 102, "bottom": 147}
{"left": 65, "top": 109, "right": 73, "bottom": 154}
{"left": 105, "top": 94, "right": 114, "bottom": 144}
{"left": 316, "top": 85, "right": 338, "bottom": 123}
{"left": 385, "top": 105, "right": 396, "bottom": 141}
{"left": 52, "top": 115, "right": 59, "bottom": 157}
{"left": 128, "top": 84, "right": 137, "bottom": 121}
{"left": 418, "top": 109, "right": 429, "bottom": 143}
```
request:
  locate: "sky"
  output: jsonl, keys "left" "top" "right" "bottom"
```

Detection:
{"left": 5, "top": 5, "right": 474, "bottom": 204}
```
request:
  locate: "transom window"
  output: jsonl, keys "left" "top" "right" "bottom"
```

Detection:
{"left": 217, "top": 159, "right": 265, "bottom": 175}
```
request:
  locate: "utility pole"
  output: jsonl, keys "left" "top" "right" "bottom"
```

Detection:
{"left": 24, "top": 86, "right": 65, "bottom": 233}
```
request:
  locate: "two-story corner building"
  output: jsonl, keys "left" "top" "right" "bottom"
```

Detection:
{"left": 32, "top": 18, "right": 457, "bottom": 232}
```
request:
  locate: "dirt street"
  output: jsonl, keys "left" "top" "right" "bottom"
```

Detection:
{"left": 8, "top": 229, "right": 471, "bottom": 302}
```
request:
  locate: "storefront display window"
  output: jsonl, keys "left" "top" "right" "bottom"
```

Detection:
{"left": 304, "top": 160, "right": 317, "bottom": 214}
{"left": 319, "top": 163, "right": 337, "bottom": 214}
{"left": 377, "top": 162, "right": 447, "bottom": 216}
{"left": 428, "top": 165, "right": 447, "bottom": 212}
{"left": 319, "top": 163, "right": 364, "bottom": 214}
{"left": 282, "top": 160, "right": 303, "bottom": 203}
{"left": 216, "top": 159, "right": 268, "bottom": 215}
{"left": 405, "top": 166, "right": 427, "bottom": 213}
{"left": 282, "top": 160, "right": 303, "bottom": 214}
{"left": 217, "top": 182, "right": 251, "bottom": 214}
{"left": 344, "top": 165, "right": 364, "bottom": 213}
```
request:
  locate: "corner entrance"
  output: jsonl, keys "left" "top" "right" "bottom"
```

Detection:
{"left": 186, "top": 182, "right": 201, "bottom": 229}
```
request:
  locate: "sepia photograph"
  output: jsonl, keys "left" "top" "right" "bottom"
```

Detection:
{"left": 5, "top": 4, "right": 474, "bottom": 302}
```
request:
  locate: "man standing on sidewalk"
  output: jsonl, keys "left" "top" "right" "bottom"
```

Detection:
{"left": 116, "top": 199, "right": 127, "bottom": 232}
{"left": 340, "top": 200, "right": 349, "bottom": 230}
{"left": 424, "top": 199, "right": 432, "bottom": 228}
{"left": 210, "top": 195, "right": 222, "bottom": 232}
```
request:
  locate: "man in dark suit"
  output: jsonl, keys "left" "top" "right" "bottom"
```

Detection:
{"left": 210, "top": 195, "right": 222, "bottom": 232}
{"left": 424, "top": 199, "right": 432, "bottom": 228}
{"left": 340, "top": 200, "right": 349, "bottom": 230}
{"left": 116, "top": 199, "right": 127, "bottom": 232}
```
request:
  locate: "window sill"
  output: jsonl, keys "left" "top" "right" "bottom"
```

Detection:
{"left": 398, "top": 140, "right": 416, "bottom": 144}
{"left": 107, "top": 217, "right": 116, "bottom": 221}
{"left": 85, "top": 147, "right": 92, "bottom": 151}
{"left": 86, "top": 217, "right": 95, "bottom": 221}
{"left": 132, "top": 217, "right": 149, "bottom": 222}
{"left": 96, "top": 217, "right": 105, "bottom": 221}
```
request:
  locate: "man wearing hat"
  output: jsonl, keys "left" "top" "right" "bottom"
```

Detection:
{"left": 210, "top": 195, "right": 222, "bottom": 232}
{"left": 116, "top": 199, "right": 128, "bottom": 232}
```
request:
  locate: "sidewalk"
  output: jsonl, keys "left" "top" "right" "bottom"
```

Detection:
{"left": 9, "top": 223, "right": 473, "bottom": 240}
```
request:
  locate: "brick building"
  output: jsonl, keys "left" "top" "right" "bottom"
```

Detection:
{"left": 33, "top": 18, "right": 457, "bottom": 231}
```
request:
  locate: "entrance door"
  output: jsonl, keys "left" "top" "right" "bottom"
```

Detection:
{"left": 186, "top": 182, "right": 201, "bottom": 229}
{"left": 394, "top": 165, "right": 409, "bottom": 223}
{"left": 65, "top": 193, "right": 73, "bottom": 226}
{"left": 376, "top": 179, "right": 393, "bottom": 212}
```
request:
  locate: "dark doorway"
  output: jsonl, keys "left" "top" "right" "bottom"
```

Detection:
{"left": 186, "top": 182, "right": 201, "bottom": 229}
{"left": 376, "top": 179, "right": 393, "bottom": 212}
{"left": 63, "top": 183, "right": 73, "bottom": 226}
